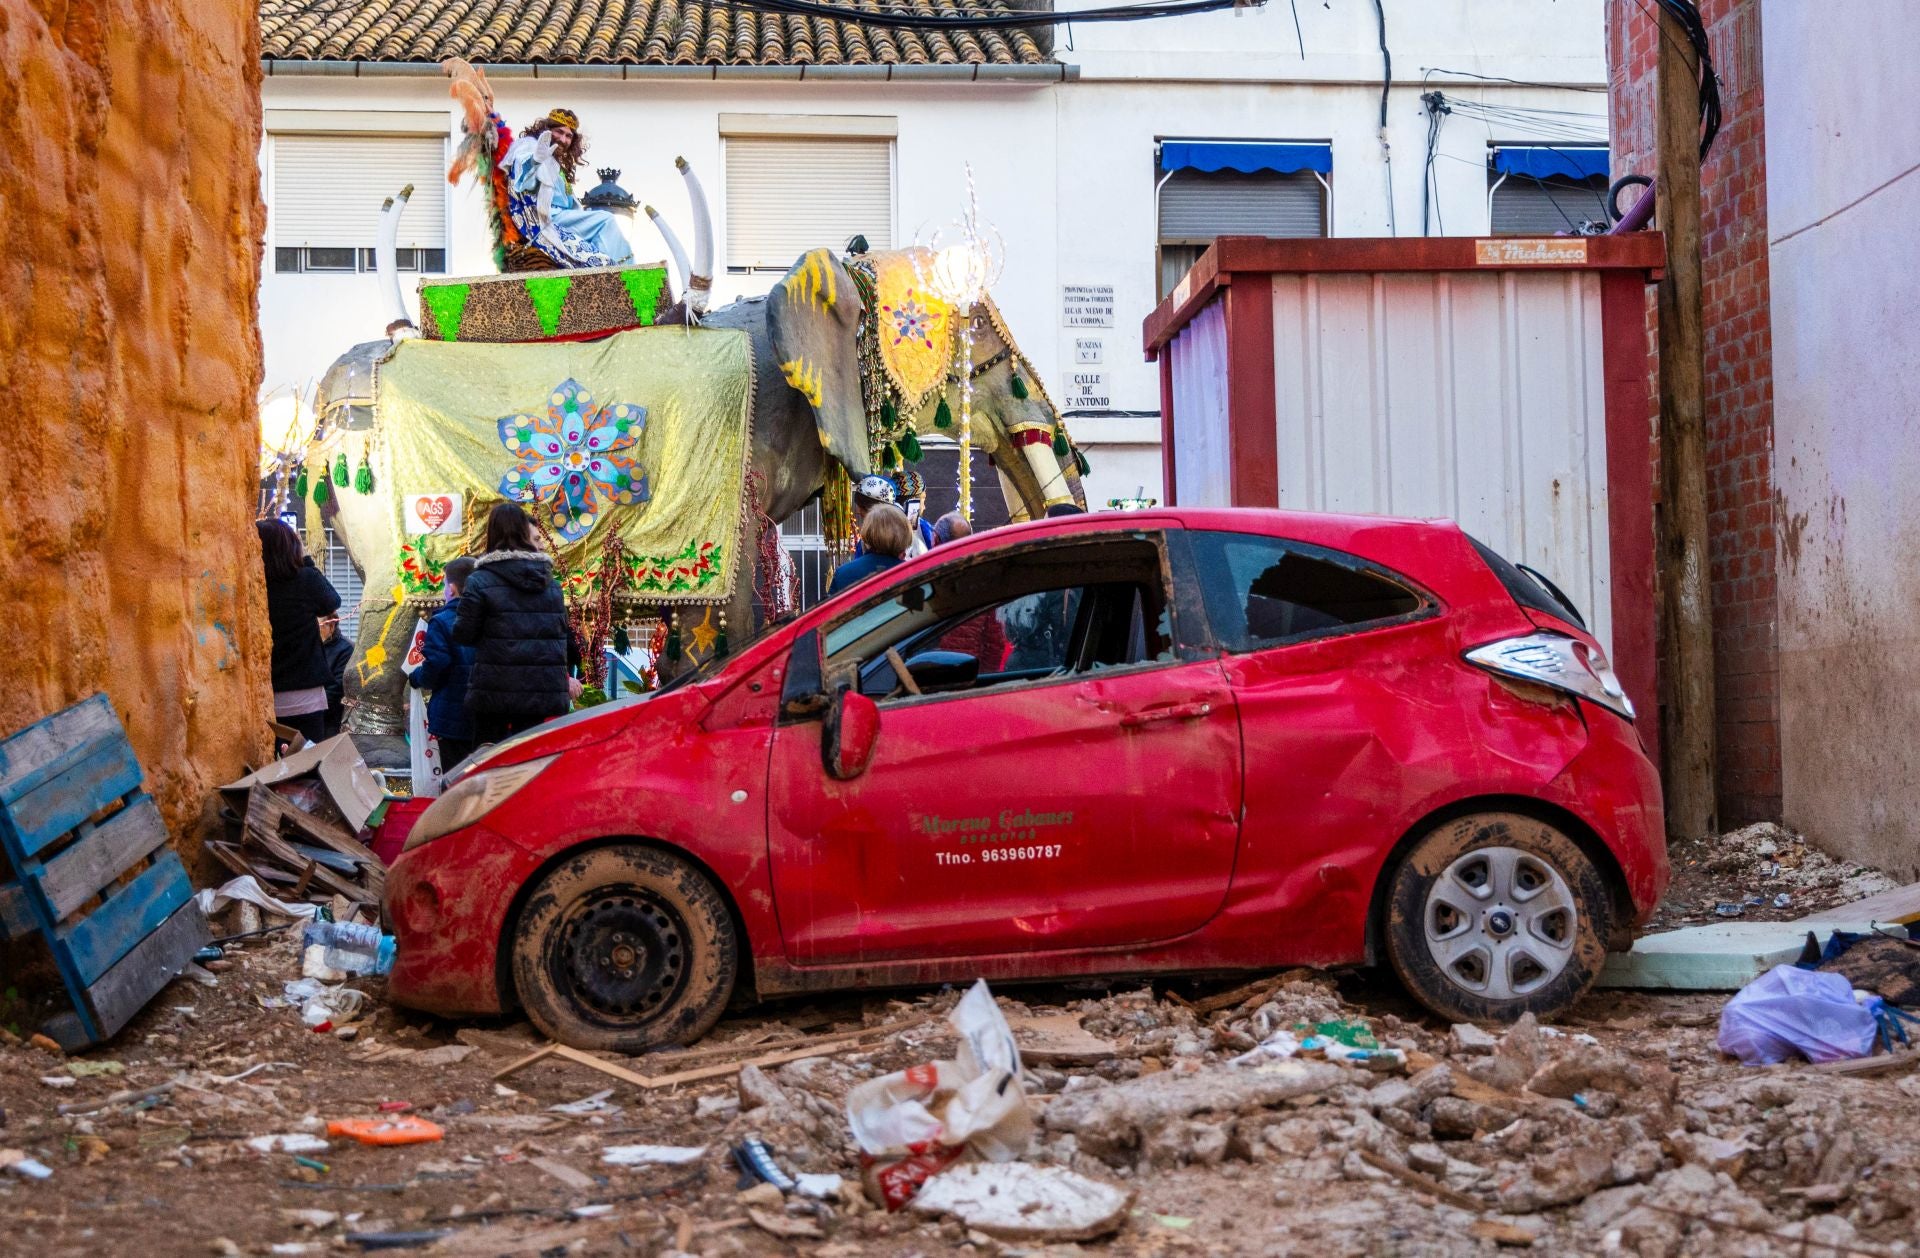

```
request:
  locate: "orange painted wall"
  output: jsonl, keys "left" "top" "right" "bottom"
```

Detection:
{"left": 0, "top": 2, "right": 270, "bottom": 842}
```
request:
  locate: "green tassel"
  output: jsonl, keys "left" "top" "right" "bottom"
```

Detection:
{"left": 899, "top": 430, "right": 923, "bottom": 462}
{"left": 332, "top": 453, "right": 349, "bottom": 487}
{"left": 880, "top": 398, "right": 898, "bottom": 431}
{"left": 881, "top": 444, "right": 898, "bottom": 470}
{"left": 312, "top": 473, "right": 331, "bottom": 506}
{"left": 1074, "top": 448, "right": 1091, "bottom": 477}
{"left": 716, "top": 626, "right": 729, "bottom": 656}
{"left": 1052, "top": 428, "right": 1070, "bottom": 459}
{"left": 354, "top": 459, "right": 374, "bottom": 495}
{"left": 293, "top": 466, "right": 309, "bottom": 501}
{"left": 664, "top": 623, "right": 681, "bottom": 661}
{"left": 933, "top": 396, "right": 953, "bottom": 429}
{"left": 1010, "top": 371, "right": 1029, "bottom": 400}
{"left": 613, "top": 625, "right": 630, "bottom": 655}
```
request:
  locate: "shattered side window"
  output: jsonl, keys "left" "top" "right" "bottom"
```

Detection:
{"left": 1190, "top": 531, "right": 1428, "bottom": 653}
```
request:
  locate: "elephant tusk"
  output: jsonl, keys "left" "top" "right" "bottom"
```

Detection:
{"left": 676, "top": 156, "right": 714, "bottom": 316}
{"left": 644, "top": 205, "right": 694, "bottom": 309}
{"left": 1019, "top": 439, "right": 1075, "bottom": 513}
{"left": 376, "top": 185, "right": 419, "bottom": 339}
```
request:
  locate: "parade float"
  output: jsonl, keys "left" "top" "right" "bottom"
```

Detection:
{"left": 270, "top": 61, "right": 1089, "bottom": 783}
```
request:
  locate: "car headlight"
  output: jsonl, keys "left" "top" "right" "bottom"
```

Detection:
{"left": 1465, "top": 633, "right": 1635, "bottom": 721}
{"left": 403, "top": 755, "right": 558, "bottom": 853}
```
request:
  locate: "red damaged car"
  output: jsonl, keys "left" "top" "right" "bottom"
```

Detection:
{"left": 384, "top": 509, "right": 1665, "bottom": 1049}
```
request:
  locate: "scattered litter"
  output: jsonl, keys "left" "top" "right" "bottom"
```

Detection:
{"left": 1715, "top": 902, "right": 1745, "bottom": 918}
{"left": 1774, "top": 892, "right": 1793, "bottom": 909}
{"left": 341, "top": 1231, "right": 451, "bottom": 1251}
{"left": 37, "top": 1076, "right": 76, "bottom": 1089}
{"left": 293, "top": 1156, "right": 330, "bottom": 1174}
{"left": 732, "top": 1137, "right": 798, "bottom": 1190}
{"left": 548, "top": 1089, "right": 617, "bottom": 1115}
{"left": 795, "top": 1172, "right": 844, "bottom": 1200}
{"left": 1718, "top": 964, "right": 1879, "bottom": 1064}
{"left": 65, "top": 1059, "right": 125, "bottom": 1078}
{"left": 249, "top": 1133, "right": 332, "bottom": 1154}
{"left": 847, "top": 979, "right": 1032, "bottom": 1209}
{"left": 605, "top": 1144, "right": 708, "bottom": 1167}
{"left": 0, "top": 1150, "right": 54, "bottom": 1180}
{"left": 1230, "top": 1028, "right": 1302, "bottom": 1065}
{"left": 908, "top": 1162, "right": 1132, "bottom": 1241}
{"left": 570, "top": 1204, "right": 615, "bottom": 1219}
{"left": 1004, "top": 1012, "right": 1120, "bottom": 1066}
{"left": 326, "top": 1117, "right": 444, "bottom": 1147}
{"left": 530, "top": 1155, "right": 597, "bottom": 1191}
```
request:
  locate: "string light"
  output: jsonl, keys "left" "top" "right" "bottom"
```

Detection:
{"left": 913, "top": 165, "right": 1003, "bottom": 522}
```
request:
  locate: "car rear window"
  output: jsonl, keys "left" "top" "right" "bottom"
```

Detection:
{"left": 1188, "top": 531, "right": 1429, "bottom": 653}
{"left": 1467, "top": 536, "right": 1585, "bottom": 628}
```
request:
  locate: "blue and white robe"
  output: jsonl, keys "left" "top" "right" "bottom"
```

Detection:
{"left": 500, "top": 134, "right": 634, "bottom": 269}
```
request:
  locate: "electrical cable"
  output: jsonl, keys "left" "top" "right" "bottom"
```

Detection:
{"left": 267, "top": 0, "right": 1260, "bottom": 32}
{"left": 1416, "top": 66, "right": 1606, "bottom": 93}
{"left": 1420, "top": 90, "right": 1448, "bottom": 236}
{"left": 1370, "top": 0, "right": 1395, "bottom": 236}
{"left": 1633, "top": 0, "right": 1723, "bottom": 158}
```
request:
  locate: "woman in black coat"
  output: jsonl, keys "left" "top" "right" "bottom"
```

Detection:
{"left": 453, "top": 503, "right": 581, "bottom": 747}
{"left": 258, "top": 519, "right": 343, "bottom": 747}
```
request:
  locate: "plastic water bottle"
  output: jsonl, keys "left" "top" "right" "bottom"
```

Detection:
{"left": 303, "top": 921, "right": 396, "bottom": 976}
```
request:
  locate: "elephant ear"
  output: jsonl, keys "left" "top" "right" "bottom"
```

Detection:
{"left": 766, "top": 248, "right": 871, "bottom": 478}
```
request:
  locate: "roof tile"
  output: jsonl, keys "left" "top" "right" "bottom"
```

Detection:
{"left": 261, "top": 0, "right": 1052, "bottom": 66}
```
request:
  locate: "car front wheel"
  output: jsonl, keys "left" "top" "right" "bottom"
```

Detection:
{"left": 1384, "top": 811, "right": 1612, "bottom": 1023}
{"left": 510, "top": 844, "right": 737, "bottom": 1052}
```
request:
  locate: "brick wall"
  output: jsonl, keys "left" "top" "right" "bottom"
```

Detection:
{"left": 1607, "top": 0, "right": 1780, "bottom": 825}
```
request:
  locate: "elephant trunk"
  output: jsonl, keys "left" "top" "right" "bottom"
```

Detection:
{"left": 676, "top": 157, "right": 714, "bottom": 316}
{"left": 644, "top": 205, "right": 694, "bottom": 306}
{"left": 376, "top": 185, "right": 418, "bottom": 338}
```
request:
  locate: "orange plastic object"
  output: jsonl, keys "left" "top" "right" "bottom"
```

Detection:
{"left": 326, "top": 1116, "right": 444, "bottom": 1146}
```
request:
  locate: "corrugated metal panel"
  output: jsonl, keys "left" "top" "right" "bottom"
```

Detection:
{"left": 1490, "top": 176, "right": 1610, "bottom": 236}
{"left": 725, "top": 136, "right": 892, "bottom": 270}
{"left": 1169, "top": 298, "right": 1233, "bottom": 508}
{"left": 1269, "top": 270, "right": 1613, "bottom": 652}
{"left": 273, "top": 135, "right": 446, "bottom": 249}
{"left": 1159, "top": 168, "right": 1325, "bottom": 241}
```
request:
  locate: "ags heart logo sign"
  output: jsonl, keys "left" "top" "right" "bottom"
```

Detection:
{"left": 407, "top": 493, "right": 462, "bottom": 535}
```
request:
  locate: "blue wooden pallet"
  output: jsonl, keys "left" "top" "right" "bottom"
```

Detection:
{"left": 0, "top": 694, "right": 209, "bottom": 1049}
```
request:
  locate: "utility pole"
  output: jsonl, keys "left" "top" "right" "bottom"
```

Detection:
{"left": 1655, "top": 5, "right": 1717, "bottom": 843}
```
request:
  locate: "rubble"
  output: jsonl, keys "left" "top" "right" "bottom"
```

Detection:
{"left": 9, "top": 849, "right": 1920, "bottom": 1256}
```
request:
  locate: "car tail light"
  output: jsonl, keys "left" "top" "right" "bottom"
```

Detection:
{"left": 1465, "top": 633, "right": 1634, "bottom": 721}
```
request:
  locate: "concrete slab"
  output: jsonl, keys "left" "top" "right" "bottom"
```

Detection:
{"left": 1802, "top": 883, "right": 1920, "bottom": 924}
{"left": 1598, "top": 920, "right": 1886, "bottom": 991}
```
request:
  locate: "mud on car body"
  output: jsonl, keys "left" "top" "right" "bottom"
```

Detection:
{"left": 385, "top": 508, "right": 1667, "bottom": 1050}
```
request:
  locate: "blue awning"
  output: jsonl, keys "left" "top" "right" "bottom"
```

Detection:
{"left": 1491, "top": 146, "right": 1610, "bottom": 181}
{"left": 1160, "top": 140, "right": 1332, "bottom": 176}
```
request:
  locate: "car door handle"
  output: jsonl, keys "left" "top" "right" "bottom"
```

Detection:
{"left": 1119, "top": 701, "right": 1213, "bottom": 728}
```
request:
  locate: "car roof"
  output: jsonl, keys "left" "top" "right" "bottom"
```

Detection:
{"left": 917, "top": 506, "right": 1470, "bottom": 575}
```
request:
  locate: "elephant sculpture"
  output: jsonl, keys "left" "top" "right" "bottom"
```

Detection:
{"left": 306, "top": 168, "right": 1086, "bottom": 756}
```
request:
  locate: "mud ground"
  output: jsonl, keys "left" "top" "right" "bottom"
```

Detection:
{"left": 4, "top": 833, "right": 1917, "bottom": 1258}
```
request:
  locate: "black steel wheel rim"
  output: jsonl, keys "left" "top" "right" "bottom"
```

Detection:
{"left": 553, "top": 886, "right": 690, "bottom": 1026}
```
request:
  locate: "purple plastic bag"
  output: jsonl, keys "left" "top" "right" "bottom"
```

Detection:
{"left": 1716, "top": 964, "right": 1877, "bottom": 1065}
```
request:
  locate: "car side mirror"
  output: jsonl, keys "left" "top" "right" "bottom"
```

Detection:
{"left": 822, "top": 685, "right": 880, "bottom": 780}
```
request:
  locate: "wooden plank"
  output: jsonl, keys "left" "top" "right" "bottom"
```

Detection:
{"left": 57, "top": 852, "right": 193, "bottom": 986}
{"left": 40, "top": 794, "right": 169, "bottom": 921}
{"left": 81, "top": 900, "right": 209, "bottom": 1042}
{"left": 0, "top": 694, "right": 121, "bottom": 805}
{"left": 1804, "top": 883, "right": 1920, "bottom": 925}
{"left": 1355, "top": 1149, "right": 1487, "bottom": 1214}
{"left": 246, "top": 787, "right": 384, "bottom": 898}
{"left": 244, "top": 789, "right": 379, "bottom": 904}
{"left": 6, "top": 737, "right": 144, "bottom": 859}
{"left": 0, "top": 879, "right": 28, "bottom": 940}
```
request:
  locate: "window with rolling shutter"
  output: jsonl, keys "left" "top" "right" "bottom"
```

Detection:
{"left": 724, "top": 136, "right": 893, "bottom": 273}
{"left": 271, "top": 134, "right": 447, "bottom": 273}
{"left": 1156, "top": 168, "right": 1326, "bottom": 298}
{"left": 1489, "top": 173, "right": 1611, "bottom": 235}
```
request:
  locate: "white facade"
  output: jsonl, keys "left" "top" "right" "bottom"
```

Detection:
{"left": 257, "top": 0, "right": 1606, "bottom": 509}
{"left": 1760, "top": 0, "right": 1920, "bottom": 872}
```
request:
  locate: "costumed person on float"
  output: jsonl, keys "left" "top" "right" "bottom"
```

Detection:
{"left": 500, "top": 108, "right": 634, "bottom": 268}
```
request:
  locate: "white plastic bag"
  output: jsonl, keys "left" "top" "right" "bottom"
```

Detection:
{"left": 1717, "top": 964, "right": 1877, "bottom": 1064}
{"left": 846, "top": 979, "right": 1033, "bottom": 1208}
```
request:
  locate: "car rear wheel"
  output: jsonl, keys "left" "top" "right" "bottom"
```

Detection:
{"left": 510, "top": 844, "right": 737, "bottom": 1052}
{"left": 1383, "top": 812, "right": 1612, "bottom": 1023}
